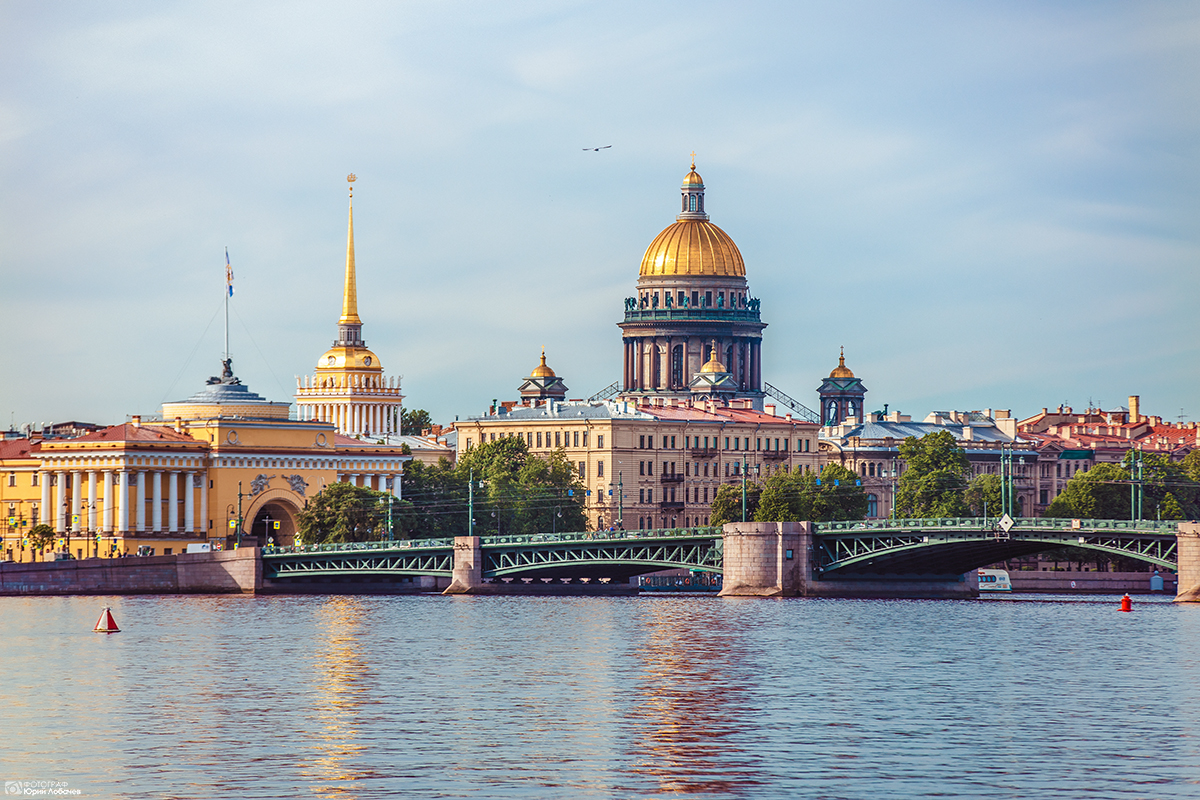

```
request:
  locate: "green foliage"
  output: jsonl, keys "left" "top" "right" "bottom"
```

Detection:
{"left": 753, "top": 470, "right": 804, "bottom": 523}
{"left": 397, "top": 436, "right": 590, "bottom": 536}
{"left": 722, "top": 464, "right": 869, "bottom": 524}
{"left": 711, "top": 482, "right": 759, "bottom": 525}
{"left": 296, "top": 482, "right": 396, "bottom": 544}
{"left": 1160, "top": 492, "right": 1184, "bottom": 521}
{"left": 1183, "top": 450, "right": 1200, "bottom": 484}
{"left": 400, "top": 408, "right": 433, "bottom": 436}
{"left": 962, "top": 474, "right": 1022, "bottom": 517}
{"left": 27, "top": 523, "right": 55, "bottom": 551}
{"left": 1044, "top": 453, "right": 1200, "bottom": 520}
{"left": 895, "top": 432, "right": 970, "bottom": 517}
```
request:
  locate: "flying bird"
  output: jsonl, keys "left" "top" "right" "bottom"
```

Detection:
{"left": 583, "top": 145, "right": 612, "bottom": 151}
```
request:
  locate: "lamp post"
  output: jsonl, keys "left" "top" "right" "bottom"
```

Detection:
{"left": 62, "top": 500, "right": 71, "bottom": 557}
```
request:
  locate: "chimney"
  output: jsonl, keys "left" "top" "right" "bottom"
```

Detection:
{"left": 174, "top": 417, "right": 183, "bottom": 433}
{"left": 765, "top": 404, "right": 776, "bottom": 416}
{"left": 1129, "top": 395, "right": 1140, "bottom": 424}
{"left": 131, "top": 415, "right": 141, "bottom": 428}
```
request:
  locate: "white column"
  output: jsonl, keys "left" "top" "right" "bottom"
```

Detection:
{"left": 119, "top": 472, "right": 130, "bottom": 533}
{"left": 168, "top": 470, "right": 178, "bottom": 532}
{"left": 40, "top": 471, "right": 51, "bottom": 527}
{"left": 71, "top": 471, "right": 82, "bottom": 532}
{"left": 200, "top": 473, "right": 209, "bottom": 538}
{"left": 102, "top": 471, "right": 114, "bottom": 532}
{"left": 168, "top": 470, "right": 179, "bottom": 533}
{"left": 136, "top": 471, "right": 147, "bottom": 531}
{"left": 55, "top": 470, "right": 66, "bottom": 532}
{"left": 152, "top": 471, "right": 163, "bottom": 532}
{"left": 87, "top": 471, "right": 98, "bottom": 532}
{"left": 185, "top": 472, "right": 195, "bottom": 533}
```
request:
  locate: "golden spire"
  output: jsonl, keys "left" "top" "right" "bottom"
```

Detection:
{"left": 829, "top": 345, "right": 855, "bottom": 378}
{"left": 531, "top": 346, "right": 556, "bottom": 378}
{"left": 690, "top": 150, "right": 696, "bottom": 169}
{"left": 340, "top": 173, "right": 362, "bottom": 325}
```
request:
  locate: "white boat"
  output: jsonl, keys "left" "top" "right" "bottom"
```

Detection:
{"left": 977, "top": 569, "right": 1012, "bottom": 592}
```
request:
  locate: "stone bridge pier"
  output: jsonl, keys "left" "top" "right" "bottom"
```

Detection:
{"left": 1176, "top": 522, "right": 1200, "bottom": 602}
{"left": 719, "top": 521, "right": 977, "bottom": 599}
{"left": 444, "top": 536, "right": 482, "bottom": 594}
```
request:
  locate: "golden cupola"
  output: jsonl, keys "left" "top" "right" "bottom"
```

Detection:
{"left": 638, "top": 160, "right": 745, "bottom": 277}
{"left": 828, "top": 347, "right": 855, "bottom": 379}
{"left": 530, "top": 348, "right": 556, "bottom": 378}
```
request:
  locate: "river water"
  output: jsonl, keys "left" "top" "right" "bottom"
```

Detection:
{"left": 1, "top": 593, "right": 1198, "bottom": 799}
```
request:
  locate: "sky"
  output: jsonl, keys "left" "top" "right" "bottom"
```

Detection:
{"left": 2, "top": 1, "right": 1198, "bottom": 431}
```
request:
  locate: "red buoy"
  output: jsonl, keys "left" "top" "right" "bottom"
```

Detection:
{"left": 93, "top": 607, "right": 120, "bottom": 633}
{"left": 1120, "top": 594, "right": 1132, "bottom": 613}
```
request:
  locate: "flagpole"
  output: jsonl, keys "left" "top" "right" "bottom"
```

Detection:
{"left": 224, "top": 247, "right": 230, "bottom": 368}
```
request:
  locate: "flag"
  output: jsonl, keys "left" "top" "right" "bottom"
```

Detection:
{"left": 225, "top": 248, "right": 234, "bottom": 297}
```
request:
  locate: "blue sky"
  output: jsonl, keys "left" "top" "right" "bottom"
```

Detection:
{"left": 2, "top": 1, "right": 1197, "bottom": 429}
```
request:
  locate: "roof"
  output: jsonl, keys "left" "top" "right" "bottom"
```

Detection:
{"left": 0, "top": 438, "right": 40, "bottom": 459}
{"left": 826, "top": 419, "right": 1020, "bottom": 444}
{"left": 43, "top": 423, "right": 202, "bottom": 447}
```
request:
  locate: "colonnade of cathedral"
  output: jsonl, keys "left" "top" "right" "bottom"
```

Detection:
{"left": 623, "top": 336, "right": 763, "bottom": 392}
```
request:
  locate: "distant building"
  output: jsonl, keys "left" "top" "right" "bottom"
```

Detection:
{"left": 1018, "top": 395, "right": 1199, "bottom": 508}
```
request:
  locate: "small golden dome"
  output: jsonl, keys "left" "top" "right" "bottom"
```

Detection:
{"left": 829, "top": 348, "right": 855, "bottom": 379}
{"left": 530, "top": 348, "right": 556, "bottom": 378}
{"left": 317, "top": 346, "right": 383, "bottom": 371}
{"left": 682, "top": 168, "right": 704, "bottom": 187}
{"left": 639, "top": 220, "right": 745, "bottom": 277}
{"left": 700, "top": 342, "right": 727, "bottom": 374}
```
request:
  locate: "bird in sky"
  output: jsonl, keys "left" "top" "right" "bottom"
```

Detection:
{"left": 583, "top": 145, "right": 612, "bottom": 151}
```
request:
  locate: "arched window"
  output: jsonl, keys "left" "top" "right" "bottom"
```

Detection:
{"left": 689, "top": 194, "right": 697, "bottom": 212}
{"left": 671, "top": 345, "right": 684, "bottom": 389}
{"left": 827, "top": 401, "right": 837, "bottom": 424}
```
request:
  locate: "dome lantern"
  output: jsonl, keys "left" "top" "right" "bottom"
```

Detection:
{"left": 678, "top": 152, "right": 708, "bottom": 221}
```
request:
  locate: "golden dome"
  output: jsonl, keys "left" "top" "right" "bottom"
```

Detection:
{"left": 316, "top": 346, "right": 383, "bottom": 372}
{"left": 682, "top": 168, "right": 704, "bottom": 187}
{"left": 700, "top": 355, "right": 727, "bottom": 374}
{"left": 530, "top": 348, "right": 556, "bottom": 378}
{"left": 639, "top": 220, "right": 745, "bottom": 277}
{"left": 829, "top": 348, "right": 854, "bottom": 379}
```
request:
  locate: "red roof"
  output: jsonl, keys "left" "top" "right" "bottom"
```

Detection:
{"left": 41, "top": 423, "right": 203, "bottom": 447}
{"left": 0, "top": 438, "right": 40, "bottom": 459}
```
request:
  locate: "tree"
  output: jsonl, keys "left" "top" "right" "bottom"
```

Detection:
{"left": 753, "top": 470, "right": 806, "bottom": 523}
{"left": 1043, "top": 462, "right": 1129, "bottom": 519}
{"left": 1160, "top": 492, "right": 1185, "bottom": 521}
{"left": 1183, "top": 450, "right": 1200, "bottom": 484}
{"left": 297, "top": 482, "right": 393, "bottom": 544}
{"left": 895, "top": 432, "right": 970, "bottom": 517}
{"left": 401, "top": 409, "right": 433, "bottom": 436}
{"left": 711, "top": 482, "right": 760, "bottom": 525}
{"left": 962, "top": 474, "right": 1022, "bottom": 518}
{"left": 811, "top": 463, "right": 869, "bottom": 521}
{"left": 27, "top": 523, "right": 55, "bottom": 556}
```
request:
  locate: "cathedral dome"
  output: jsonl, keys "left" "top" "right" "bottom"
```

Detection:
{"left": 682, "top": 168, "right": 704, "bottom": 187}
{"left": 530, "top": 349, "right": 556, "bottom": 378}
{"left": 699, "top": 353, "right": 727, "bottom": 374}
{"left": 639, "top": 220, "right": 745, "bottom": 277}
{"left": 828, "top": 349, "right": 855, "bottom": 379}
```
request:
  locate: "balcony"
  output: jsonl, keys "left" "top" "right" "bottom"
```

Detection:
{"left": 659, "top": 500, "right": 685, "bottom": 511}
{"left": 660, "top": 473, "right": 684, "bottom": 484}
{"left": 761, "top": 450, "right": 788, "bottom": 461}
{"left": 689, "top": 447, "right": 719, "bottom": 458}
{"left": 622, "top": 306, "right": 762, "bottom": 324}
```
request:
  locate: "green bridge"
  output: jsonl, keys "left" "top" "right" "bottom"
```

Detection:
{"left": 262, "top": 518, "right": 1179, "bottom": 587}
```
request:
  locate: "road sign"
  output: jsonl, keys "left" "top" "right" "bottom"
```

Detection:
{"left": 272, "top": 521, "right": 280, "bottom": 530}
{"left": 228, "top": 519, "right": 237, "bottom": 529}
{"left": 998, "top": 514, "right": 1015, "bottom": 534}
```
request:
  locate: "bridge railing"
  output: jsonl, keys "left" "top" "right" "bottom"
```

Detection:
{"left": 264, "top": 538, "right": 454, "bottom": 556}
{"left": 814, "top": 518, "right": 1180, "bottom": 534}
{"left": 263, "top": 527, "right": 723, "bottom": 557}
{"left": 482, "top": 527, "right": 721, "bottom": 547}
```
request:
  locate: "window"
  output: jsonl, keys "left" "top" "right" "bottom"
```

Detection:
{"left": 639, "top": 461, "right": 645, "bottom": 476}
{"left": 671, "top": 436, "right": 676, "bottom": 449}
{"left": 31, "top": 505, "right": 38, "bottom": 525}
{"left": 705, "top": 291, "right": 712, "bottom": 307}
{"left": 867, "top": 494, "right": 878, "bottom": 517}
{"left": 704, "top": 463, "right": 709, "bottom": 477}
{"left": 663, "top": 436, "right": 669, "bottom": 449}
{"left": 703, "top": 488, "right": 708, "bottom": 502}
{"left": 725, "top": 463, "right": 730, "bottom": 477}
{"left": 31, "top": 473, "right": 38, "bottom": 486}
{"left": 639, "top": 435, "right": 645, "bottom": 449}
{"left": 724, "top": 437, "right": 730, "bottom": 449}
{"left": 639, "top": 489, "right": 645, "bottom": 503}
{"left": 648, "top": 461, "right": 654, "bottom": 475}
{"left": 578, "top": 462, "right": 586, "bottom": 478}
{"left": 663, "top": 461, "right": 668, "bottom": 475}
{"left": 573, "top": 431, "right": 579, "bottom": 447}
{"left": 6, "top": 473, "right": 13, "bottom": 487}
{"left": 582, "top": 431, "right": 588, "bottom": 446}
{"left": 597, "top": 435, "right": 604, "bottom": 448}
{"left": 670, "top": 462, "right": 676, "bottom": 474}
{"left": 466, "top": 438, "right": 473, "bottom": 450}
{"left": 646, "top": 488, "right": 652, "bottom": 502}
{"left": 692, "top": 290, "right": 699, "bottom": 307}
{"left": 537, "top": 432, "right": 543, "bottom": 448}
{"left": 598, "top": 461, "right": 604, "bottom": 477}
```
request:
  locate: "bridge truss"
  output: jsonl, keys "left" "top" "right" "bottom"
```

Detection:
{"left": 813, "top": 518, "right": 1178, "bottom": 577}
